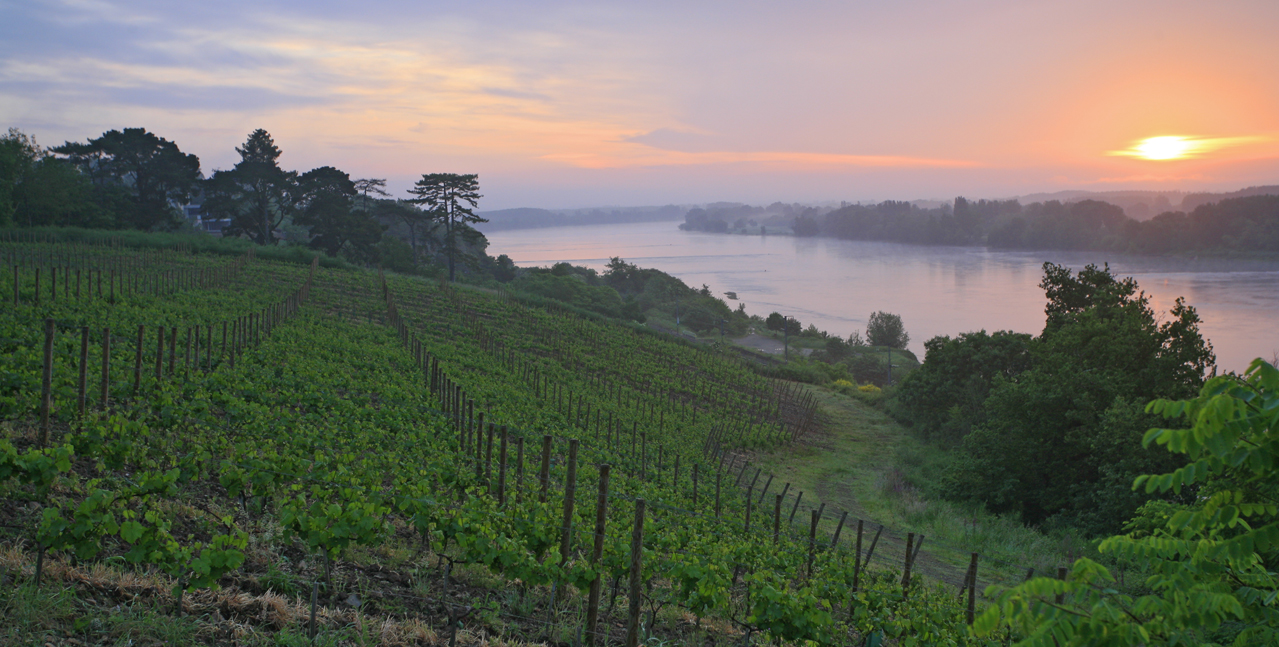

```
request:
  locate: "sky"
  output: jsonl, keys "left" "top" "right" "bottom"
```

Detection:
{"left": 3, "top": 0, "right": 1278, "bottom": 209}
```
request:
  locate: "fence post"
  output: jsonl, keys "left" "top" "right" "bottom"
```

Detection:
{"left": 901, "top": 533, "right": 915, "bottom": 599}
{"left": 807, "top": 509, "right": 819, "bottom": 577}
{"left": 864, "top": 524, "right": 884, "bottom": 570}
{"left": 757, "top": 473, "right": 774, "bottom": 504}
{"left": 773, "top": 494, "right": 782, "bottom": 544}
{"left": 77, "top": 326, "right": 88, "bottom": 417}
{"left": 559, "top": 439, "right": 579, "bottom": 561}
{"left": 831, "top": 511, "right": 848, "bottom": 548}
{"left": 692, "top": 464, "right": 699, "bottom": 507}
{"left": 168, "top": 326, "right": 177, "bottom": 377}
{"left": 966, "top": 553, "right": 979, "bottom": 625}
{"left": 911, "top": 535, "right": 925, "bottom": 568}
{"left": 789, "top": 491, "right": 804, "bottom": 524}
{"left": 132, "top": 324, "right": 144, "bottom": 395}
{"left": 515, "top": 436, "right": 525, "bottom": 501}
{"left": 154, "top": 325, "right": 164, "bottom": 384}
{"left": 853, "top": 520, "right": 864, "bottom": 591}
{"left": 485, "top": 422, "right": 495, "bottom": 489}
{"left": 497, "top": 426, "right": 509, "bottom": 507}
{"left": 39, "top": 319, "right": 54, "bottom": 448}
{"left": 715, "top": 467, "right": 722, "bottom": 517}
{"left": 539, "top": 435, "right": 552, "bottom": 502}
{"left": 624, "top": 498, "right": 646, "bottom": 647}
{"left": 99, "top": 328, "right": 110, "bottom": 409}
{"left": 585, "top": 464, "right": 610, "bottom": 647}
{"left": 473, "top": 412, "right": 484, "bottom": 481}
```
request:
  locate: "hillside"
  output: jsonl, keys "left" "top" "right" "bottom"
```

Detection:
{"left": 1, "top": 230, "right": 1005, "bottom": 646}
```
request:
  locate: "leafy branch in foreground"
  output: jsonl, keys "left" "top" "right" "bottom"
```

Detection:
{"left": 974, "top": 358, "right": 1279, "bottom": 646}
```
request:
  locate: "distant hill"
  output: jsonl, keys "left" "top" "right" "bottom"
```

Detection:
{"left": 1180, "top": 185, "right": 1279, "bottom": 212}
{"left": 475, "top": 205, "right": 686, "bottom": 231}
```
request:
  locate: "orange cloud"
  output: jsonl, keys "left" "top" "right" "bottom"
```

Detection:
{"left": 542, "top": 147, "right": 982, "bottom": 170}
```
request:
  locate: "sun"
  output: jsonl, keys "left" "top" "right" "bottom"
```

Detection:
{"left": 1130, "top": 136, "right": 1193, "bottom": 160}
{"left": 1108, "top": 134, "right": 1266, "bottom": 161}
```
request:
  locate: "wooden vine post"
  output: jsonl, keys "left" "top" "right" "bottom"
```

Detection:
{"left": 773, "top": 494, "right": 782, "bottom": 544}
{"left": 584, "top": 464, "right": 610, "bottom": 647}
{"left": 514, "top": 436, "right": 525, "bottom": 500}
{"left": 831, "top": 511, "right": 849, "bottom": 548}
{"left": 624, "top": 498, "right": 646, "bottom": 647}
{"left": 77, "top": 326, "right": 88, "bottom": 417}
{"left": 715, "top": 468, "right": 722, "bottom": 517}
{"left": 559, "top": 439, "right": 579, "bottom": 561}
{"left": 39, "top": 318, "right": 54, "bottom": 447}
{"left": 966, "top": 553, "right": 979, "bottom": 625}
{"left": 497, "top": 426, "right": 509, "bottom": 507}
{"left": 807, "top": 509, "right": 819, "bottom": 577}
{"left": 852, "top": 520, "right": 864, "bottom": 591}
{"left": 539, "top": 435, "right": 552, "bottom": 502}
{"left": 132, "top": 324, "right": 144, "bottom": 395}
{"left": 99, "top": 328, "right": 110, "bottom": 409}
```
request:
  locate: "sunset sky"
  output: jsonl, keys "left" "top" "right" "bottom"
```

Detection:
{"left": 3, "top": 0, "right": 1278, "bottom": 209}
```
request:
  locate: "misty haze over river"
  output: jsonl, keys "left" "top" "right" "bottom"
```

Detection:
{"left": 486, "top": 221, "right": 1279, "bottom": 375}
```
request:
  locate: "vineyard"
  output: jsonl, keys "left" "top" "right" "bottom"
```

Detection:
{"left": 1, "top": 232, "right": 1026, "bottom": 646}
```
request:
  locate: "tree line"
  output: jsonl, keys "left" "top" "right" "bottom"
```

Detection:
{"left": 0, "top": 127, "right": 493, "bottom": 280}
{"left": 681, "top": 194, "right": 1279, "bottom": 254}
{"left": 809, "top": 195, "right": 1279, "bottom": 253}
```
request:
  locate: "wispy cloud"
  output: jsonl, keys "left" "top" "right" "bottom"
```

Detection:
{"left": 4, "top": 0, "right": 1279, "bottom": 205}
{"left": 544, "top": 146, "right": 982, "bottom": 170}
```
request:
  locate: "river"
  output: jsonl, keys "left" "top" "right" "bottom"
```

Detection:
{"left": 484, "top": 221, "right": 1279, "bottom": 374}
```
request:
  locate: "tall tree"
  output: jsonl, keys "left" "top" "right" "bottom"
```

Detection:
{"left": 866, "top": 311, "right": 909, "bottom": 348}
{"left": 0, "top": 129, "right": 43, "bottom": 227}
{"left": 52, "top": 128, "right": 200, "bottom": 230}
{"left": 405, "top": 173, "right": 485, "bottom": 281}
{"left": 294, "top": 166, "right": 383, "bottom": 259}
{"left": 374, "top": 199, "right": 433, "bottom": 259}
{"left": 202, "top": 129, "right": 298, "bottom": 245}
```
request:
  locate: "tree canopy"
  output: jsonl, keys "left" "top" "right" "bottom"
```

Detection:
{"left": 2, "top": 129, "right": 102, "bottom": 229}
{"left": 203, "top": 129, "right": 298, "bottom": 245}
{"left": 866, "top": 311, "right": 909, "bottom": 348}
{"left": 294, "top": 166, "right": 382, "bottom": 260}
{"left": 896, "top": 263, "right": 1215, "bottom": 535}
{"left": 52, "top": 127, "right": 200, "bottom": 231}
{"left": 976, "top": 358, "right": 1279, "bottom": 645}
{"left": 406, "top": 173, "right": 485, "bottom": 281}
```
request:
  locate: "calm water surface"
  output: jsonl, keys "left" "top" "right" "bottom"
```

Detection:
{"left": 485, "top": 221, "right": 1279, "bottom": 374}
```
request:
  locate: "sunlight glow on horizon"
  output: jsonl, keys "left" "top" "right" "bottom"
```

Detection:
{"left": 1108, "top": 135, "right": 1267, "bottom": 161}
{"left": 5, "top": 2, "right": 1279, "bottom": 206}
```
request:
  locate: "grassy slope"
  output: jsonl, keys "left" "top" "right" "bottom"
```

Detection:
{"left": 749, "top": 385, "right": 1082, "bottom": 590}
